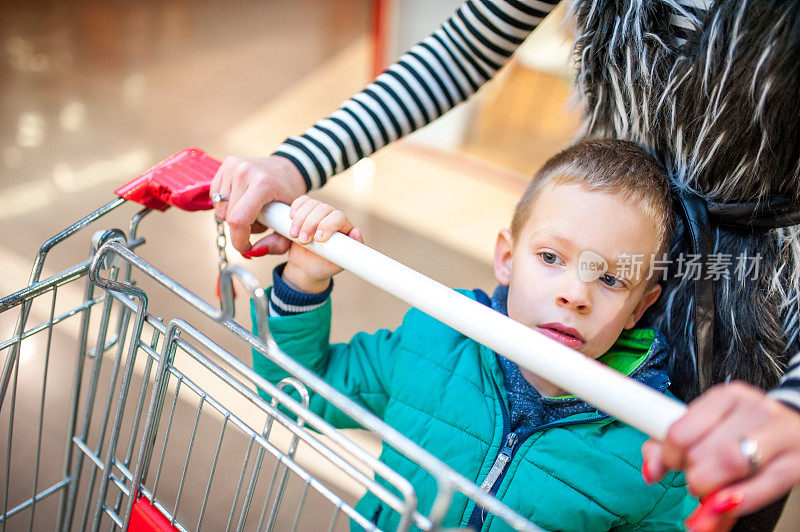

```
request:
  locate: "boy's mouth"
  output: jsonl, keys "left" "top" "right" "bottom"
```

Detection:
{"left": 536, "top": 323, "right": 586, "bottom": 350}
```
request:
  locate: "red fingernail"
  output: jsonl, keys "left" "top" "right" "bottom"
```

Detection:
{"left": 709, "top": 491, "right": 743, "bottom": 514}
{"left": 641, "top": 459, "right": 654, "bottom": 484}
{"left": 684, "top": 510, "right": 701, "bottom": 532}
{"left": 684, "top": 510, "right": 705, "bottom": 532}
{"left": 242, "top": 246, "right": 269, "bottom": 258}
{"left": 685, "top": 502, "right": 719, "bottom": 532}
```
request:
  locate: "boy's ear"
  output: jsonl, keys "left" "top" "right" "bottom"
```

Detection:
{"left": 625, "top": 283, "right": 662, "bottom": 329}
{"left": 494, "top": 229, "right": 513, "bottom": 286}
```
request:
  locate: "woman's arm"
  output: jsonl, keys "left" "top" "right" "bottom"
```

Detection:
{"left": 212, "top": 0, "right": 558, "bottom": 253}
{"left": 768, "top": 351, "right": 800, "bottom": 410}
{"left": 275, "top": 0, "right": 558, "bottom": 190}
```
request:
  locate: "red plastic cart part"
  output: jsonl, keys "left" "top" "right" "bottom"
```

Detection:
{"left": 128, "top": 497, "right": 180, "bottom": 532}
{"left": 117, "top": 147, "right": 240, "bottom": 302}
{"left": 115, "top": 147, "right": 221, "bottom": 211}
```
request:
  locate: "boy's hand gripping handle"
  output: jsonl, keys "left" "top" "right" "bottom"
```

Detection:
{"left": 258, "top": 202, "right": 687, "bottom": 440}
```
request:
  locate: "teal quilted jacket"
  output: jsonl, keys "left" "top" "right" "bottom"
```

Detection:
{"left": 252, "top": 289, "right": 697, "bottom": 531}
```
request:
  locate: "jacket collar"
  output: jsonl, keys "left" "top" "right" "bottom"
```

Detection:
{"left": 476, "top": 285, "right": 671, "bottom": 404}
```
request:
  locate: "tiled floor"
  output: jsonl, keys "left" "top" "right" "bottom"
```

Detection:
{"left": 1, "top": 1, "right": 799, "bottom": 530}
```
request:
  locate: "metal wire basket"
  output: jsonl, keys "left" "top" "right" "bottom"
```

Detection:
{"left": 0, "top": 149, "right": 551, "bottom": 531}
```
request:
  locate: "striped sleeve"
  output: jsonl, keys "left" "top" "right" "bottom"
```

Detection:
{"left": 769, "top": 352, "right": 800, "bottom": 411}
{"left": 269, "top": 263, "right": 332, "bottom": 317}
{"left": 273, "top": 0, "right": 559, "bottom": 190}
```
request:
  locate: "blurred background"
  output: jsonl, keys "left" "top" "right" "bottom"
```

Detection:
{"left": 0, "top": 0, "right": 796, "bottom": 529}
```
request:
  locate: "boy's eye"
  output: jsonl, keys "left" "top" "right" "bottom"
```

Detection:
{"left": 539, "top": 252, "right": 561, "bottom": 265}
{"left": 599, "top": 273, "right": 624, "bottom": 288}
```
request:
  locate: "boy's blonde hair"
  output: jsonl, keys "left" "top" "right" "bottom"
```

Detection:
{"left": 511, "top": 139, "right": 675, "bottom": 266}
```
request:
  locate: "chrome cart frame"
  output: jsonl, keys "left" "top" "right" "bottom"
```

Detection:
{"left": 0, "top": 192, "right": 541, "bottom": 531}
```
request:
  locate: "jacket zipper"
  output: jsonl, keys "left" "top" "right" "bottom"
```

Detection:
{"left": 465, "top": 382, "right": 513, "bottom": 530}
{"left": 478, "top": 432, "right": 518, "bottom": 493}
{"left": 465, "top": 381, "right": 626, "bottom": 531}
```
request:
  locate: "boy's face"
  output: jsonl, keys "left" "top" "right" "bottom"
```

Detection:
{"left": 494, "top": 182, "right": 663, "bottom": 360}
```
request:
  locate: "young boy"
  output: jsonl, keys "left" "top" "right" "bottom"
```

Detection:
{"left": 253, "top": 139, "right": 697, "bottom": 530}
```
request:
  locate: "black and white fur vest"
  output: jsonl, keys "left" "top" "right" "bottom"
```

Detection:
{"left": 569, "top": 0, "right": 800, "bottom": 401}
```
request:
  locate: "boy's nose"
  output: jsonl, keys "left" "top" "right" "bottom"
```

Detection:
{"left": 555, "top": 280, "right": 591, "bottom": 313}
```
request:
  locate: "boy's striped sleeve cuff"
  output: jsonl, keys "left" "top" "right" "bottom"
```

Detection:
{"left": 269, "top": 262, "right": 332, "bottom": 317}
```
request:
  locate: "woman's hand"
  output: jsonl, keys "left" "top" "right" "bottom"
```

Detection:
{"left": 641, "top": 381, "right": 800, "bottom": 531}
{"left": 210, "top": 154, "right": 307, "bottom": 256}
{"left": 281, "top": 196, "right": 363, "bottom": 294}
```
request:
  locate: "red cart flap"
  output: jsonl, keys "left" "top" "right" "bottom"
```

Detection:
{"left": 115, "top": 148, "right": 221, "bottom": 211}
{"left": 128, "top": 497, "right": 180, "bottom": 532}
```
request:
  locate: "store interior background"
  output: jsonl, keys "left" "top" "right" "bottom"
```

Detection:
{"left": 1, "top": 0, "right": 797, "bottom": 529}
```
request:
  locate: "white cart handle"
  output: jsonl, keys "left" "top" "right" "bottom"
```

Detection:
{"left": 259, "top": 202, "right": 686, "bottom": 440}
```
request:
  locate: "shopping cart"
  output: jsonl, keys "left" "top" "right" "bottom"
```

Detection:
{"left": 0, "top": 148, "right": 685, "bottom": 531}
